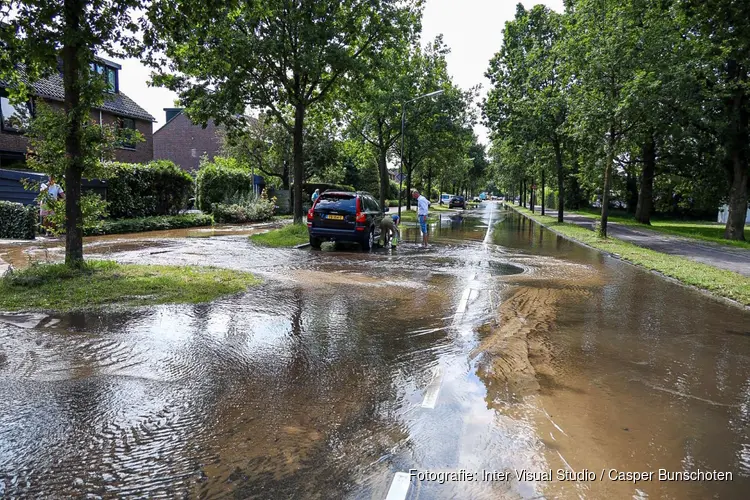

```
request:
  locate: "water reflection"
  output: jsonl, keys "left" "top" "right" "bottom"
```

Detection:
{"left": 1, "top": 204, "right": 749, "bottom": 498}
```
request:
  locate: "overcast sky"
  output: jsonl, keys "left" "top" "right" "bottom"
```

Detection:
{"left": 111, "top": 0, "right": 565, "bottom": 143}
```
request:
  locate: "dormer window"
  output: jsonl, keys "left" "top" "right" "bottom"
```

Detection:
{"left": 91, "top": 62, "right": 118, "bottom": 93}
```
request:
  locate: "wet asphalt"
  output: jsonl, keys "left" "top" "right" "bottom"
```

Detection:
{"left": 1, "top": 203, "right": 749, "bottom": 499}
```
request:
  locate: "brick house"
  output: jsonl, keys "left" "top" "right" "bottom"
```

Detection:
{"left": 0, "top": 57, "right": 155, "bottom": 170}
{"left": 153, "top": 108, "right": 224, "bottom": 172}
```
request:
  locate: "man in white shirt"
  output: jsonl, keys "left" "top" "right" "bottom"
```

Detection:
{"left": 40, "top": 175, "right": 64, "bottom": 231}
{"left": 412, "top": 189, "right": 430, "bottom": 247}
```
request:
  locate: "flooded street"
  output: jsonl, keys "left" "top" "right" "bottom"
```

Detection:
{"left": 1, "top": 203, "right": 749, "bottom": 499}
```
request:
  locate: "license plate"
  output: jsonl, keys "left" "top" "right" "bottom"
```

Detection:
{"left": 326, "top": 214, "right": 344, "bottom": 220}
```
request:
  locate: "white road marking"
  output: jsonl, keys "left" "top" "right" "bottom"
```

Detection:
{"left": 421, "top": 365, "right": 445, "bottom": 409}
{"left": 385, "top": 472, "right": 411, "bottom": 500}
{"left": 453, "top": 288, "right": 471, "bottom": 325}
{"left": 557, "top": 450, "right": 575, "bottom": 473}
{"left": 483, "top": 205, "right": 494, "bottom": 243}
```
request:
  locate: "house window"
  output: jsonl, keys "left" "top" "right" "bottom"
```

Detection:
{"left": 0, "top": 94, "right": 33, "bottom": 133}
{"left": 90, "top": 62, "right": 118, "bottom": 93}
{"left": 117, "top": 117, "right": 137, "bottom": 149}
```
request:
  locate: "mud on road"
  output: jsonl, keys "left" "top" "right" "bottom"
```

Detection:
{"left": 1, "top": 204, "right": 749, "bottom": 499}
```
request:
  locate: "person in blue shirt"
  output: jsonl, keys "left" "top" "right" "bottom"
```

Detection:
{"left": 311, "top": 188, "right": 320, "bottom": 203}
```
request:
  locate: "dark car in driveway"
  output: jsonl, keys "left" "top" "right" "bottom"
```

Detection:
{"left": 449, "top": 196, "right": 466, "bottom": 209}
{"left": 307, "top": 191, "right": 387, "bottom": 250}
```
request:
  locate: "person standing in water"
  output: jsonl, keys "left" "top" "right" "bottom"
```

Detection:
{"left": 412, "top": 189, "right": 430, "bottom": 247}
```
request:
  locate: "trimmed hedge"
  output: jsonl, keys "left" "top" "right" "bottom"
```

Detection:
{"left": 85, "top": 214, "right": 213, "bottom": 236}
{"left": 107, "top": 160, "right": 194, "bottom": 219}
{"left": 0, "top": 201, "right": 36, "bottom": 240}
{"left": 196, "top": 161, "right": 254, "bottom": 213}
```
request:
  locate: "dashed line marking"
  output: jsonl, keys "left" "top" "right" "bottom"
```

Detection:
{"left": 385, "top": 472, "right": 411, "bottom": 500}
{"left": 421, "top": 365, "right": 445, "bottom": 409}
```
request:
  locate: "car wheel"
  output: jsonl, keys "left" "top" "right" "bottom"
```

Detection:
{"left": 361, "top": 228, "right": 374, "bottom": 251}
{"left": 310, "top": 236, "right": 322, "bottom": 249}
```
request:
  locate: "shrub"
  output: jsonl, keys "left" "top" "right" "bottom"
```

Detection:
{"left": 389, "top": 180, "right": 401, "bottom": 199}
{"left": 196, "top": 157, "right": 254, "bottom": 212}
{"left": 386, "top": 199, "right": 400, "bottom": 207}
{"left": 84, "top": 214, "right": 213, "bottom": 236}
{"left": 0, "top": 201, "right": 36, "bottom": 239}
{"left": 106, "top": 160, "right": 194, "bottom": 219}
{"left": 212, "top": 189, "right": 276, "bottom": 223}
{"left": 45, "top": 192, "right": 109, "bottom": 236}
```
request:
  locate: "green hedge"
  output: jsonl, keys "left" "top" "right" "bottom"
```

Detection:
{"left": 0, "top": 201, "right": 36, "bottom": 240}
{"left": 85, "top": 214, "right": 213, "bottom": 236}
{"left": 107, "top": 160, "right": 194, "bottom": 219}
{"left": 196, "top": 160, "right": 254, "bottom": 212}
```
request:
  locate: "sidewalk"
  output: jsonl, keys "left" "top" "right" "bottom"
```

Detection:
{"left": 521, "top": 204, "right": 750, "bottom": 277}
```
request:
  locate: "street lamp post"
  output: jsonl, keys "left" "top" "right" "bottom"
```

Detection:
{"left": 398, "top": 89, "right": 444, "bottom": 219}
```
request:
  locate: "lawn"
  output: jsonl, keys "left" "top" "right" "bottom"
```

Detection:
{"left": 571, "top": 208, "right": 749, "bottom": 249}
{"left": 249, "top": 223, "right": 309, "bottom": 247}
{"left": 0, "top": 260, "right": 260, "bottom": 312}
{"left": 512, "top": 206, "right": 750, "bottom": 306}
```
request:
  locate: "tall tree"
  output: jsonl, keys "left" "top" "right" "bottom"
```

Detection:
{"left": 143, "top": 0, "right": 420, "bottom": 223}
{"left": 563, "top": 0, "right": 645, "bottom": 237}
{"left": 680, "top": 0, "right": 750, "bottom": 240}
{"left": 344, "top": 34, "right": 422, "bottom": 208}
{"left": 485, "top": 4, "right": 569, "bottom": 222}
{"left": 1, "top": 0, "right": 140, "bottom": 267}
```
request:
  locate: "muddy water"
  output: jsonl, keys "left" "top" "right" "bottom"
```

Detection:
{"left": 1, "top": 204, "right": 749, "bottom": 498}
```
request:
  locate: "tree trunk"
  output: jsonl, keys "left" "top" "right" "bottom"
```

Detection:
{"left": 426, "top": 164, "right": 433, "bottom": 202}
{"left": 600, "top": 130, "right": 616, "bottom": 238}
{"left": 281, "top": 160, "right": 290, "bottom": 190}
{"left": 405, "top": 163, "right": 412, "bottom": 210}
{"left": 292, "top": 104, "right": 305, "bottom": 223}
{"left": 518, "top": 181, "right": 522, "bottom": 206}
{"left": 541, "top": 169, "right": 545, "bottom": 216}
{"left": 635, "top": 135, "right": 656, "bottom": 225}
{"left": 724, "top": 156, "right": 748, "bottom": 240}
{"left": 522, "top": 179, "right": 526, "bottom": 208}
{"left": 62, "top": 0, "right": 85, "bottom": 268}
{"left": 377, "top": 147, "right": 388, "bottom": 209}
{"left": 723, "top": 71, "right": 749, "bottom": 241}
{"left": 554, "top": 137, "right": 564, "bottom": 222}
{"left": 530, "top": 177, "right": 535, "bottom": 213}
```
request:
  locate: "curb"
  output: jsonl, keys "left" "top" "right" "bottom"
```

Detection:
{"left": 294, "top": 243, "right": 311, "bottom": 249}
{"left": 505, "top": 204, "right": 750, "bottom": 311}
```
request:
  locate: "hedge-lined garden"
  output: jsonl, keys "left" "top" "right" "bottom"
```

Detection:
{"left": 195, "top": 156, "right": 276, "bottom": 223}
{"left": 0, "top": 201, "right": 37, "bottom": 239}
{"left": 85, "top": 214, "right": 213, "bottom": 236}
{"left": 106, "top": 160, "right": 194, "bottom": 218}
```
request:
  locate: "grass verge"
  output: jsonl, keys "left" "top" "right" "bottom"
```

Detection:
{"left": 249, "top": 223, "right": 309, "bottom": 247}
{"left": 511, "top": 206, "right": 750, "bottom": 306}
{"left": 397, "top": 210, "right": 440, "bottom": 222}
{"left": 0, "top": 260, "right": 259, "bottom": 312}
{"left": 571, "top": 208, "right": 749, "bottom": 249}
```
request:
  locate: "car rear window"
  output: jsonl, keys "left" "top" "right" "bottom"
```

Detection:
{"left": 316, "top": 194, "right": 356, "bottom": 212}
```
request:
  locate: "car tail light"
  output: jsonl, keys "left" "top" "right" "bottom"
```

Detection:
{"left": 355, "top": 197, "right": 366, "bottom": 223}
{"left": 307, "top": 207, "right": 314, "bottom": 221}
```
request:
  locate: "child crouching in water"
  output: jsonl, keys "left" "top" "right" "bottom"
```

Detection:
{"left": 379, "top": 214, "right": 400, "bottom": 248}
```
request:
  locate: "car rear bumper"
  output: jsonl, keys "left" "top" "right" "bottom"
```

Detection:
{"left": 309, "top": 227, "right": 365, "bottom": 242}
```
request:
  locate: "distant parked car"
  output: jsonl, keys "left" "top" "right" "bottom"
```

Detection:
{"left": 449, "top": 196, "right": 466, "bottom": 209}
{"left": 307, "top": 191, "right": 386, "bottom": 251}
{"left": 440, "top": 193, "right": 454, "bottom": 205}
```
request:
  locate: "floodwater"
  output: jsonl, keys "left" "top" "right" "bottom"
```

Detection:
{"left": 1, "top": 203, "right": 749, "bottom": 499}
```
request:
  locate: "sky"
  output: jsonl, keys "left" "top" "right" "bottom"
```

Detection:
{"left": 110, "top": 0, "right": 565, "bottom": 142}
